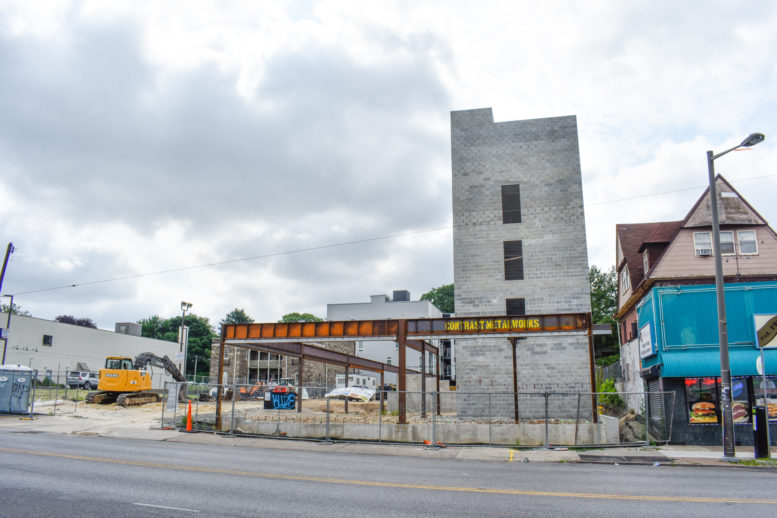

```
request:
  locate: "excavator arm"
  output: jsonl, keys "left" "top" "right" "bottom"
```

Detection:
{"left": 133, "top": 352, "right": 186, "bottom": 382}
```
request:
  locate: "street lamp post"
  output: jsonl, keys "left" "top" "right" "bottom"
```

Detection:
{"left": 707, "top": 132, "right": 765, "bottom": 460}
{"left": 179, "top": 301, "right": 193, "bottom": 379}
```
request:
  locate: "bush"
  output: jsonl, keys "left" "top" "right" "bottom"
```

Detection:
{"left": 597, "top": 378, "right": 624, "bottom": 412}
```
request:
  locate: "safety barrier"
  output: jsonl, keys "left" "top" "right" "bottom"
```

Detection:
{"left": 159, "top": 382, "right": 676, "bottom": 447}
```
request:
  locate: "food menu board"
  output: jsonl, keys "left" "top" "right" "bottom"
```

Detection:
{"left": 686, "top": 377, "right": 719, "bottom": 424}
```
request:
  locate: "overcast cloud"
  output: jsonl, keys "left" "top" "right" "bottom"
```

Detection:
{"left": 1, "top": 1, "right": 776, "bottom": 329}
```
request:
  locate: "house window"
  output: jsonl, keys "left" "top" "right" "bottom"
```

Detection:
{"left": 693, "top": 232, "right": 712, "bottom": 256}
{"left": 42, "top": 335, "right": 53, "bottom": 346}
{"left": 620, "top": 268, "right": 630, "bottom": 292}
{"left": 506, "top": 298, "right": 526, "bottom": 316}
{"left": 386, "top": 357, "right": 392, "bottom": 366}
{"left": 738, "top": 230, "right": 758, "bottom": 254}
{"left": 504, "top": 241, "right": 524, "bottom": 280}
{"left": 358, "top": 341, "right": 363, "bottom": 352}
{"left": 642, "top": 251, "right": 649, "bottom": 275}
{"left": 719, "top": 231, "right": 735, "bottom": 255}
{"left": 501, "top": 184, "right": 521, "bottom": 224}
{"left": 249, "top": 350, "right": 258, "bottom": 361}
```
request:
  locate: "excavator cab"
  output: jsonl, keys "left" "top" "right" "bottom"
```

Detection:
{"left": 98, "top": 356, "right": 151, "bottom": 393}
{"left": 105, "top": 357, "right": 134, "bottom": 370}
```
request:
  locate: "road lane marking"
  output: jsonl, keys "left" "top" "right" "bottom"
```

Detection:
{"left": 1, "top": 446, "right": 775, "bottom": 505}
{"left": 134, "top": 503, "right": 199, "bottom": 513}
{"left": 509, "top": 450, "right": 514, "bottom": 462}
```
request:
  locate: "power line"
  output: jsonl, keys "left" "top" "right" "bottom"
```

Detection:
{"left": 9, "top": 172, "right": 775, "bottom": 297}
{"left": 12, "top": 226, "right": 451, "bottom": 296}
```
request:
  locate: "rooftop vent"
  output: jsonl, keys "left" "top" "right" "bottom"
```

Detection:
{"left": 392, "top": 290, "right": 410, "bottom": 302}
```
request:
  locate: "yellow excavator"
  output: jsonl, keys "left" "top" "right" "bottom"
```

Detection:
{"left": 86, "top": 352, "right": 186, "bottom": 406}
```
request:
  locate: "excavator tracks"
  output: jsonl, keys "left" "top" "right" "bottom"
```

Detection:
{"left": 116, "top": 392, "right": 161, "bottom": 406}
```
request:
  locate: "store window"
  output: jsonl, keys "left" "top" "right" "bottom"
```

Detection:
{"left": 753, "top": 376, "right": 777, "bottom": 422}
{"left": 685, "top": 377, "right": 719, "bottom": 424}
{"left": 731, "top": 377, "right": 750, "bottom": 424}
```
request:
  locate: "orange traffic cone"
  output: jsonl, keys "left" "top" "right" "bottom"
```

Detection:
{"left": 186, "top": 399, "right": 192, "bottom": 432}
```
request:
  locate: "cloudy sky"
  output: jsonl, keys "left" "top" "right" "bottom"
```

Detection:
{"left": 1, "top": 1, "right": 776, "bottom": 330}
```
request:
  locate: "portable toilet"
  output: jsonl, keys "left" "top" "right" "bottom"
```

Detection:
{"left": 0, "top": 364, "right": 35, "bottom": 414}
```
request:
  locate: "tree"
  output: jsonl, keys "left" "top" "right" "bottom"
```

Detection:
{"left": 280, "top": 312, "right": 323, "bottom": 323}
{"left": 55, "top": 315, "right": 97, "bottom": 329}
{"left": 138, "top": 313, "right": 216, "bottom": 376}
{"left": 0, "top": 303, "right": 31, "bottom": 316}
{"left": 590, "top": 265, "right": 618, "bottom": 362}
{"left": 220, "top": 308, "right": 254, "bottom": 326}
{"left": 421, "top": 283, "right": 454, "bottom": 314}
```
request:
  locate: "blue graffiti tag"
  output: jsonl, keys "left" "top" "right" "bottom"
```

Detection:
{"left": 271, "top": 392, "right": 296, "bottom": 410}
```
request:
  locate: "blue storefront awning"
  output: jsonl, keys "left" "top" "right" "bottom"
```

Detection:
{"left": 660, "top": 348, "right": 777, "bottom": 378}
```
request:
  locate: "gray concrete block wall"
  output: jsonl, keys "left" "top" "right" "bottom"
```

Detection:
{"left": 451, "top": 108, "right": 592, "bottom": 417}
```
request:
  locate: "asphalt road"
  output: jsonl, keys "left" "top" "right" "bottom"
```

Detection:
{"left": 1, "top": 431, "right": 776, "bottom": 517}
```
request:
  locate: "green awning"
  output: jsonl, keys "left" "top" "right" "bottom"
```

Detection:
{"left": 660, "top": 348, "right": 777, "bottom": 378}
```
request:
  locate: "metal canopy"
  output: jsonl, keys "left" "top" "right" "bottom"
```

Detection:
{"left": 216, "top": 312, "right": 608, "bottom": 427}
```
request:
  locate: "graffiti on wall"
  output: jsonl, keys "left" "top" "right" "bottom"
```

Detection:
{"left": 271, "top": 392, "right": 296, "bottom": 410}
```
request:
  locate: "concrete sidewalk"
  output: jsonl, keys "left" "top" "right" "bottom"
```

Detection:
{"left": 2, "top": 405, "right": 775, "bottom": 469}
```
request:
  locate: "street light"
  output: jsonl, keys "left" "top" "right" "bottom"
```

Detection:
{"left": 707, "top": 132, "right": 765, "bottom": 460}
{"left": 179, "top": 301, "right": 193, "bottom": 379}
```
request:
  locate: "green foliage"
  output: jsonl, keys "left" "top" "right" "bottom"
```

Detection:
{"left": 420, "top": 283, "right": 454, "bottom": 314}
{"left": 0, "top": 303, "right": 31, "bottom": 316}
{"left": 220, "top": 308, "right": 254, "bottom": 326}
{"left": 595, "top": 353, "right": 620, "bottom": 367}
{"left": 55, "top": 315, "right": 98, "bottom": 328}
{"left": 590, "top": 265, "right": 618, "bottom": 357}
{"left": 280, "top": 312, "right": 323, "bottom": 323}
{"left": 597, "top": 378, "right": 625, "bottom": 411}
{"left": 138, "top": 313, "right": 216, "bottom": 375}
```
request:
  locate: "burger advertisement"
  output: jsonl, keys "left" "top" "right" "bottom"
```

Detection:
{"left": 689, "top": 401, "right": 718, "bottom": 424}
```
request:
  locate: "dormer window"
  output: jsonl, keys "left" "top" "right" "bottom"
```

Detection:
{"left": 642, "top": 250, "right": 649, "bottom": 276}
{"left": 693, "top": 232, "right": 712, "bottom": 256}
{"left": 738, "top": 230, "right": 758, "bottom": 254}
{"left": 719, "top": 231, "right": 735, "bottom": 255}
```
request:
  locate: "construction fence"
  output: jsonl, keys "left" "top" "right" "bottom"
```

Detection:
{"left": 160, "top": 382, "right": 677, "bottom": 447}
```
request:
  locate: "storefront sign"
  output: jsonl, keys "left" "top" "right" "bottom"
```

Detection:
{"left": 755, "top": 314, "right": 777, "bottom": 348}
{"left": 639, "top": 324, "right": 653, "bottom": 359}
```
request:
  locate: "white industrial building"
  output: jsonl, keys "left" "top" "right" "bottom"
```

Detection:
{"left": 327, "top": 291, "right": 447, "bottom": 384}
{"left": 0, "top": 313, "right": 180, "bottom": 388}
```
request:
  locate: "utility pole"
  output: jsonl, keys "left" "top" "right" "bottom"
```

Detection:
{"left": 0, "top": 242, "right": 14, "bottom": 296}
{"left": 1, "top": 243, "right": 15, "bottom": 365}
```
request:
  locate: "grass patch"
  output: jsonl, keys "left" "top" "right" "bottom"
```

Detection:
{"left": 737, "top": 458, "right": 777, "bottom": 467}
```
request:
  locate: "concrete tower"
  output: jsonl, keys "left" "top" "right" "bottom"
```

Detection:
{"left": 451, "top": 108, "right": 592, "bottom": 417}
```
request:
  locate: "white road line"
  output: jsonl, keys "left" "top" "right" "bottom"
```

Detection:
{"left": 133, "top": 502, "right": 200, "bottom": 513}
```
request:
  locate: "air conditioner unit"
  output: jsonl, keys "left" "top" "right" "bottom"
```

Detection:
{"left": 696, "top": 249, "right": 712, "bottom": 256}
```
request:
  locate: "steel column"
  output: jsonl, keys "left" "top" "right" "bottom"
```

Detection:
{"left": 510, "top": 337, "right": 519, "bottom": 423}
{"left": 587, "top": 313, "right": 598, "bottom": 424}
{"left": 215, "top": 325, "right": 226, "bottom": 429}
{"left": 297, "top": 357, "right": 303, "bottom": 413}
{"left": 397, "top": 319, "right": 407, "bottom": 424}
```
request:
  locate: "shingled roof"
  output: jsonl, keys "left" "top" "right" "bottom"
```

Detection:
{"left": 616, "top": 221, "right": 682, "bottom": 287}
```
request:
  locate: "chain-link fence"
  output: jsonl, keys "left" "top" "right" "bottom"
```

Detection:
{"left": 159, "top": 382, "right": 676, "bottom": 447}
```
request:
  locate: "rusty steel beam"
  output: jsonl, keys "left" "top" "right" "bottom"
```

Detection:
{"left": 222, "top": 312, "right": 597, "bottom": 343}
{"left": 223, "top": 340, "right": 402, "bottom": 374}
